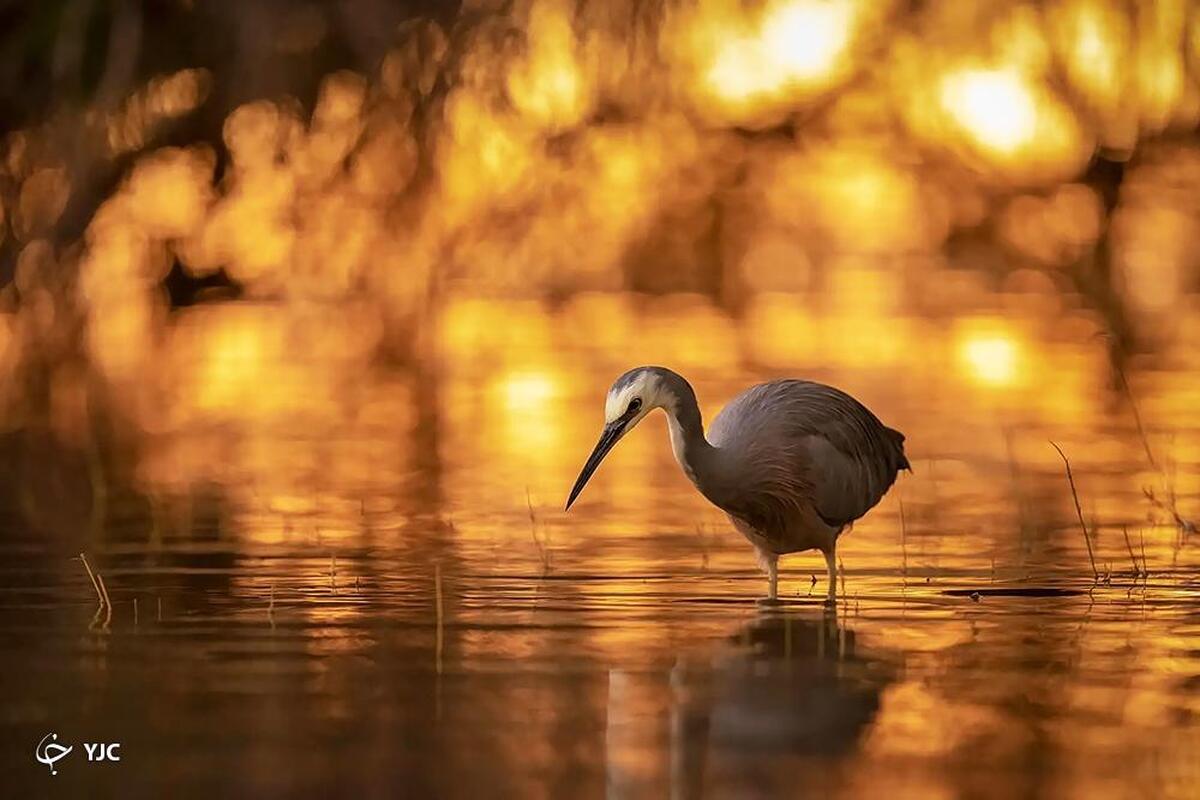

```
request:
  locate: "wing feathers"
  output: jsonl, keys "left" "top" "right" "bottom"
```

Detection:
{"left": 708, "top": 380, "right": 907, "bottom": 532}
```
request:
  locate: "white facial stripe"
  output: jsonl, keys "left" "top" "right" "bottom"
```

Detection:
{"left": 604, "top": 372, "right": 660, "bottom": 423}
{"left": 604, "top": 384, "right": 636, "bottom": 423}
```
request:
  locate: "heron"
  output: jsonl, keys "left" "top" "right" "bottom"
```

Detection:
{"left": 565, "top": 366, "right": 909, "bottom": 604}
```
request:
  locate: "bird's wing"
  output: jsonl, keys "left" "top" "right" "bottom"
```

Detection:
{"left": 709, "top": 380, "right": 908, "bottom": 532}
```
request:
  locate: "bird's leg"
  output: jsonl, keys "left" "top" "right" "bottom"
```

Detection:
{"left": 754, "top": 546, "right": 779, "bottom": 604}
{"left": 823, "top": 546, "right": 838, "bottom": 606}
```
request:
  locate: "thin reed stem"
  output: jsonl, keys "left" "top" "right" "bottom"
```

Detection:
{"left": 1121, "top": 525, "right": 1140, "bottom": 576}
{"left": 1050, "top": 441, "right": 1099, "bottom": 579}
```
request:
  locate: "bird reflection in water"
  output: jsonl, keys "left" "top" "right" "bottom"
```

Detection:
{"left": 607, "top": 611, "right": 894, "bottom": 798}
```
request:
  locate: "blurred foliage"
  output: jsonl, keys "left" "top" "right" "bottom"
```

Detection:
{"left": 1, "top": 0, "right": 1199, "bottom": 443}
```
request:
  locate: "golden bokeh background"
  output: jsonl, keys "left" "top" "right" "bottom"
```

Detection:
{"left": 1, "top": 3, "right": 1199, "bottom": 797}
{"left": 1, "top": 0, "right": 1197, "bottom": 526}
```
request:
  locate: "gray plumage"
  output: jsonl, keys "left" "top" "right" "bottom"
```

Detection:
{"left": 567, "top": 366, "right": 909, "bottom": 603}
{"left": 706, "top": 380, "right": 909, "bottom": 533}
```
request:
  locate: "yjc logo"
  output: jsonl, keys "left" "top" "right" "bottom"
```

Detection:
{"left": 83, "top": 742, "right": 122, "bottom": 762}
{"left": 34, "top": 734, "right": 72, "bottom": 776}
{"left": 35, "top": 733, "right": 121, "bottom": 775}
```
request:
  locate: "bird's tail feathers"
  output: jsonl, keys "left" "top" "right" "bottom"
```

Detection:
{"left": 885, "top": 426, "right": 912, "bottom": 472}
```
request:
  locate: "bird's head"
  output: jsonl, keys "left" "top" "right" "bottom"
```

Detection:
{"left": 565, "top": 367, "right": 668, "bottom": 510}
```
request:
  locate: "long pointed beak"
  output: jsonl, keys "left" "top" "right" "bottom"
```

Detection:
{"left": 565, "top": 421, "right": 626, "bottom": 510}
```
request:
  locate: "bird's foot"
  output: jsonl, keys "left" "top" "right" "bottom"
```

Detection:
{"left": 822, "top": 595, "right": 837, "bottom": 609}
{"left": 757, "top": 596, "right": 784, "bottom": 608}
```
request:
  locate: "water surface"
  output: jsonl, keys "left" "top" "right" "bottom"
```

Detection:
{"left": 3, "top": 300, "right": 1198, "bottom": 798}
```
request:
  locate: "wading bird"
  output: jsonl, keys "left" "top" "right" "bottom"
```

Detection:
{"left": 566, "top": 367, "right": 909, "bottom": 604}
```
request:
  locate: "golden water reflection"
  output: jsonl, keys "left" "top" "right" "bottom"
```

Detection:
{"left": 85, "top": 290, "right": 1191, "bottom": 575}
{"left": 2, "top": 289, "right": 1198, "bottom": 797}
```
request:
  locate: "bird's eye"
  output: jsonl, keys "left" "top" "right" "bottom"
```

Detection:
{"left": 627, "top": 398, "right": 642, "bottom": 414}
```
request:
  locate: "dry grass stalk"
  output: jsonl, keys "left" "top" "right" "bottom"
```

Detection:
{"left": 79, "top": 553, "right": 104, "bottom": 607}
{"left": 1121, "top": 525, "right": 1141, "bottom": 576}
{"left": 96, "top": 573, "right": 112, "bottom": 629}
{"left": 78, "top": 553, "right": 112, "bottom": 629}
{"left": 1049, "top": 442, "right": 1099, "bottom": 579}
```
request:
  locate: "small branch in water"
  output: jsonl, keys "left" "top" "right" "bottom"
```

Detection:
{"left": 79, "top": 553, "right": 104, "bottom": 608}
{"left": 96, "top": 573, "right": 112, "bottom": 629}
{"left": 78, "top": 553, "right": 112, "bottom": 629}
{"left": 1049, "top": 441, "right": 1099, "bottom": 580}
{"left": 1121, "top": 525, "right": 1141, "bottom": 577}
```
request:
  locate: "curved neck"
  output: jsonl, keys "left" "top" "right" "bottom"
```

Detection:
{"left": 661, "top": 379, "right": 713, "bottom": 485}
